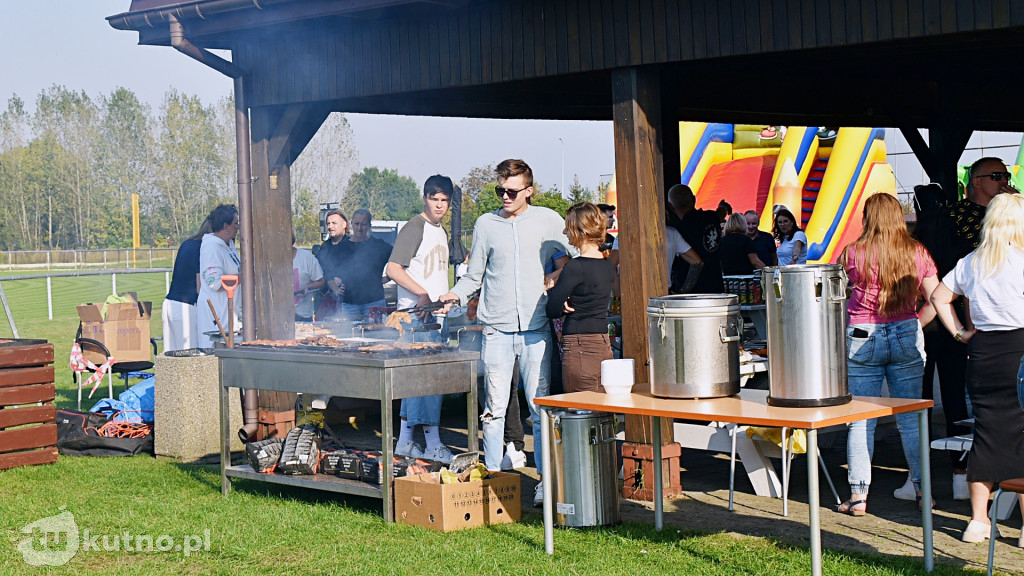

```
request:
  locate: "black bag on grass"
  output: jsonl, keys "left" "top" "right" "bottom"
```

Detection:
{"left": 55, "top": 409, "right": 154, "bottom": 457}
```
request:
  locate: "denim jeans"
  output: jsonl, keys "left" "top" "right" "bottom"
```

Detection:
{"left": 846, "top": 318, "right": 925, "bottom": 495}
{"left": 341, "top": 299, "right": 387, "bottom": 319}
{"left": 480, "top": 326, "right": 551, "bottom": 473}
{"left": 1017, "top": 355, "right": 1024, "bottom": 412}
{"left": 399, "top": 316, "right": 444, "bottom": 427}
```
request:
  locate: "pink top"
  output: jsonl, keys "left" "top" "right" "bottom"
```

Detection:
{"left": 845, "top": 244, "right": 936, "bottom": 325}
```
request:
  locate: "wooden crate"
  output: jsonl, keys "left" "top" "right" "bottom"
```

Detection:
{"left": 0, "top": 339, "right": 58, "bottom": 471}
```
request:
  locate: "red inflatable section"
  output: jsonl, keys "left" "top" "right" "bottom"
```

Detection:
{"left": 695, "top": 155, "right": 778, "bottom": 214}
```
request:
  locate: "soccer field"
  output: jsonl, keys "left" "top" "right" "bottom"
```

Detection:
{"left": 0, "top": 271, "right": 168, "bottom": 394}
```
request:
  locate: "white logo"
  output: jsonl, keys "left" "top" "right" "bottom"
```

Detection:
{"left": 17, "top": 506, "right": 79, "bottom": 566}
{"left": 14, "top": 507, "right": 210, "bottom": 565}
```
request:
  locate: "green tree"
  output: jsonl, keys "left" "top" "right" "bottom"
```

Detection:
{"left": 152, "top": 90, "right": 233, "bottom": 242}
{"left": 566, "top": 174, "right": 594, "bottom": 206}
{"left": 95, "top": 88, "right": 153, "bottom": 247}
{"left": 530, "top": 185, "right": 570, "bottom": 217}
{"left": 341, "top": 167, "right": 420, "bottom": 221}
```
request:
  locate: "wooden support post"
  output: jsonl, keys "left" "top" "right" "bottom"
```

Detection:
{"left": 612, "top": 67, "right": 672, "bottom": 444}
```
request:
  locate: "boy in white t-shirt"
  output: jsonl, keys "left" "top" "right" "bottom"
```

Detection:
{"left": 386, "top": 175, "right": 453, "bottom": 463}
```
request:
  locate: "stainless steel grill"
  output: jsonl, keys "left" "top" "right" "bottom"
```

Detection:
{"left": 216, "top": 346, "right": 479, "bottom": 521}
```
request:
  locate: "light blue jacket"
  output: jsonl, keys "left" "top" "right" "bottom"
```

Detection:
{"left": 450, "top": 206, "right": 574, "bottom": 332}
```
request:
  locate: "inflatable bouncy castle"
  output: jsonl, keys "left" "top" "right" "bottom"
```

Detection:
{"left": 678, "top": 123, "right": 897, "bottom": 264}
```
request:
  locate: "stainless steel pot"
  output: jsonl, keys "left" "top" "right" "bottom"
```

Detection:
{"left": 647, "top": 294, "right": 741, "bottom": 398}
{"left": 761, "top": 265, "right": 851, "bottom": 407}
{"left": 547, "top": 409, "right": 620, "bottom": 527}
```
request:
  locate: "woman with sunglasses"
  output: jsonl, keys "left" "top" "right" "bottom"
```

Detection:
{"left": 545, "top": 202, "right": 617, "bottom": 393}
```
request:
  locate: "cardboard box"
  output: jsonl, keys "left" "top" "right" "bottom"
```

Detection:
{"left": 76, "top": 301, "right": 152, "bottom": 364}
{"left": 394, "top": 471, "right": 521, "bottom": 532}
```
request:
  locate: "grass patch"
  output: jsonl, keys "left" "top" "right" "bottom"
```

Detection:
{"left": 0, "top": 457, "right": 981, "bottom": 575}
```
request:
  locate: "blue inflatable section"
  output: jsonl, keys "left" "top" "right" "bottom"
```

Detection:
{"left": 680, "top": 122, "right": 734, "bottom": 185}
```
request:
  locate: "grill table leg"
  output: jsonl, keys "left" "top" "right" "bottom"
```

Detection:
{"left": 220, "top": 380, "right": 232, "bottom": 495}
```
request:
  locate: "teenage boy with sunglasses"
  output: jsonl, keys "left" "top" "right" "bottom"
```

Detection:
{"left": 441, "top": 159, "right": 575, "bottom": 507}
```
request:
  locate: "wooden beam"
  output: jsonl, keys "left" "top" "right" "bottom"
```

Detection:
{"left": 612, "top": 68, "right": 673, "bottom": 445}
{"left": 249, "top": 107, "right": 297, "bottom": 342}
{"left": 267, "top": 104, "right": 330, "bottom": 169}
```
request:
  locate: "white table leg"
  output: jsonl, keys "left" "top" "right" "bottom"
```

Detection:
{"left": 919, "top": 409, "right": 933, "bottom": 572}
{"left": 807, "top": 428, "right": 821, "bottom": 576}
{"left": 653, "top": 415, "right": 663, "bottom": 530}
{"left": 542, "top": 408, "right": 554, "bottom": 555}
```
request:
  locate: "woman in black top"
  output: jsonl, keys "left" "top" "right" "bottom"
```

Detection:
{"left": 546, "top": 203, "right": 617, "bottom": 393}
{"left": 719, "top": 213, "right": 766, "bottom": 275}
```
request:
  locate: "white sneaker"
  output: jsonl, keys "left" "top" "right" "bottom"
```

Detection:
{"left": 420, "top": 444, "right": 455, "bottom": 464}
{"left": 500, "top": 442, "right": 527, "bottom": 470}
{"left": 961, "top": 520, "right": 1000, "bottom": 543}
{"left": 534, "top": 482, "right": 544, "bottom": 507}
{"left": 893, "top": 474, "right": 916, "bottom": 501}
{"left": 953, "top": 473, "right": 969, "bottom": 501}
{"left": 395, "top": 441, "right": 424, "bottom": 459}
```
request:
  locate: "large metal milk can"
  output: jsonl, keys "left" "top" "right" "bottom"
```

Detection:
{"left": 547, "top": 409, "right": 620, "bottom": 527}
{"left": 647, "top": 294, "right": 741, "bottom": 398}
{"left": 761, "top": 265, "right": 851, "bottom": 407}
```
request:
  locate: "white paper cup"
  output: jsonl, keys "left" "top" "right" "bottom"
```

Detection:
{"left": 601, "top": 358, "right": 635, "bottom": 396}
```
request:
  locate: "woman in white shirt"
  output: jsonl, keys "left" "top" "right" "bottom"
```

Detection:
{"left": 930, "top": 192, "right": 1024, "bottom": 545}
{"left": 774, "top": 207, "right": 807, "bottom": 265}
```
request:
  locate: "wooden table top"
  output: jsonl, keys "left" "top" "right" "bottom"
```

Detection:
{"left": 535, "top": 389, "right": 933, "bottom": 429}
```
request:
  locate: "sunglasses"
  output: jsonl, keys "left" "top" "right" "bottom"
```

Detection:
{"left": 976, "top": 171, "right": 1013, "bottom": 182}
{"left": 495, "top": 184, "right": 531, "bottom": 200}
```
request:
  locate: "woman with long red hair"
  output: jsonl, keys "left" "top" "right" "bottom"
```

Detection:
{"left": 836, "top": 193, "right": 939, "bottom": 516}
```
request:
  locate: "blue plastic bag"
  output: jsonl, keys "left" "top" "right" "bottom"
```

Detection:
{"left": 89, "top": 379, "right": 155, "bottom": 423}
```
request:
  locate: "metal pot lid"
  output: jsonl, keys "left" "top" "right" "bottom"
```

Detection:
{"left": 762, "top": 264, "right": 843, "bottom": 274}
{"left": 553, "top": 409, "right": 612, "bottom": 419}
{"left": 647, "top": 294, "right": 738, "bottom": 308}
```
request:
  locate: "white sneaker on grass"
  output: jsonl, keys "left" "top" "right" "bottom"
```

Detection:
{"left": 953, "top": 473, "right": 969, "bottom": 501}
{"left": 500, "top": 442, "right": 527, "bottom": 470}
{"left": 420, "top": 444, "right": 455, "bottom": 464}
{"left": 395, "top": 441, "right": 424, "bottom": 459}
{"left": 534, "top": 482, "right": 544, "bottom": 507}
{"left": 961, "top": 519, "right": 1000, "bottom": 543}
{"left": 893, "top": 474, "right": 916, "bottom": 501}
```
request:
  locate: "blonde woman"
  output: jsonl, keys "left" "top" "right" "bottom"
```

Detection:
{"left": 930, "top": 192, "right": 1024, "bottom": 544}
{"left": 836, "top": 193, "right": 939, "bottom": 516}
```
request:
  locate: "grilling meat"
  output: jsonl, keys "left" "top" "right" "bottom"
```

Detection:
{"left": 385, "top": 311, "right": 413, "bottom": 334}
{"left": 358, "top": 344, "right": 395, "bottom": 352}
{"left": 298, "top": 335, "right": 346, "bottom": 347}
{"left": 393, "top": 341, "right": 444, "bottom": 351}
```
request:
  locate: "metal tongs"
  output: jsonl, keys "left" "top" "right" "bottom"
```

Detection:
{"left": 395, "top": 301, "right": 446, "bottom": 315}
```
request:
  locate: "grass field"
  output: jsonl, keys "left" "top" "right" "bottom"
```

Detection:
{"left": 0, "top": 271, "right": 168, "bottom": 369}
{"left": 0, "top": 456, "right": 983, "bottom": 575}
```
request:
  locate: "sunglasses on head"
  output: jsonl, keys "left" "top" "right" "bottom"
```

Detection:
{"left": 494, "top": 184, "right": 531, "bottom": 200}
{"left": 977, "top": 171, "right": 1013, "bottom": 182}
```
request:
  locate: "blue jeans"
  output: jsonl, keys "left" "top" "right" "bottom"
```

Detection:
{"left": 480, "top": 326, "right": 551, "bottom": 473}
{"left": 846, "top": 318, "right": 925, "bottom": 495}
{"left": 400, "top": 317, "right": 444, "bottom": 427}
{"left": 341, "top": 299, "right": 386, "bottom": 319}
{"left": 1017, "top": 355, "right": 1024, "bottom": 412}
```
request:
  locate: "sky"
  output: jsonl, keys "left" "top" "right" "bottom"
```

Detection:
{"left": 1, "top": 1, "right": 1020, "bottom": 203}
{"left": 0, "top": 1, "right": 614, "bottom": 194}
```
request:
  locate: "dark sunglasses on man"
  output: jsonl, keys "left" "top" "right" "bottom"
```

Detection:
{"left": 976, "top": 171, "right": 1013, "bottom": 182}
{"left": 494, "top": 184, "right": 532, "bottom": 200}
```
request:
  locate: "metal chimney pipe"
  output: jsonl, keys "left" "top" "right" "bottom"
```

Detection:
{"left": 169, "top": 14, "right": 258, "bottom": 440}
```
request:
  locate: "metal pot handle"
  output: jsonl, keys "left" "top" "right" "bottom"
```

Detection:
{"left": 771, "top": 268, "right": 783, "bottom": 301}
{"left": 720, "top": 324, "right": 740, "bottom": 343}
{"left": 827, "top": 269, "right": 849, "bottom": 301}
{"left": 657, "top": 303, "right": 667, "bottom": 339}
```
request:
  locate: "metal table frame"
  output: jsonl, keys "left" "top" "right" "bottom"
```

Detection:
{"left": 216, "top": 348, "right": 478, "bottom": 521}
{"left": 537, "top": 389, "right": 934, "bottom": 576}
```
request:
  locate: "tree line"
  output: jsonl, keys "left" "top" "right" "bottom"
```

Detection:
{"left": 0, "top": 86, "right": 602, "bottom": 250}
